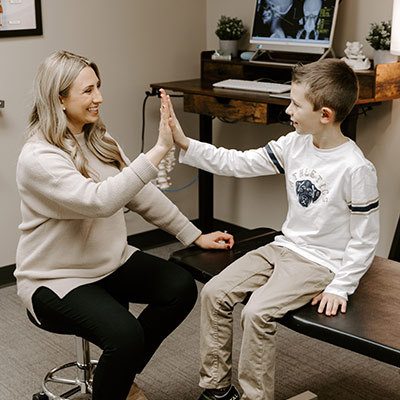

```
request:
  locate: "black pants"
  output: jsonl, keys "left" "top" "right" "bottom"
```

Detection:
{"left": 31, "top": 251, "right": 198, "bottom": 400}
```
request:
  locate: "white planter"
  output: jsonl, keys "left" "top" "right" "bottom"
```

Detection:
{"left": 373, "top": 50, "right": 399, "bottom": 66}
{"left": 219, "top": 40, "right": 239, "bottom": 58}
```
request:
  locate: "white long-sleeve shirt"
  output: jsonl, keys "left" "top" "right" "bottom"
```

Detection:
{"left": 179, "top": 131, "right": 379, "bottom": 299}
{"left": 16, "top": 132, "right": 201, "bottom": 318}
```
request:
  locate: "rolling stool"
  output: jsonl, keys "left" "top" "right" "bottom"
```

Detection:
{"left": 28, "top": 311, "right": 98, "bottom": 400}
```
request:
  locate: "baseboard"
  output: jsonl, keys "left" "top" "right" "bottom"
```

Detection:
{"left": 0, "top": 264, "right": 16, "bottom": 288}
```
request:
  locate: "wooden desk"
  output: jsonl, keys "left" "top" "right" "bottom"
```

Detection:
{"left": 150, "top": 52, "right": 400, "bottom": 232}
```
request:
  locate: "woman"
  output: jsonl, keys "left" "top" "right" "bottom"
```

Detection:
{"left": 15, "top": 50, "right": 233, "bottom": 400}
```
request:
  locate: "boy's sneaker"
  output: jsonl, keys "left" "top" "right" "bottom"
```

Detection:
{"left": 198, "top": 385, "right": 240, "bottom": 400}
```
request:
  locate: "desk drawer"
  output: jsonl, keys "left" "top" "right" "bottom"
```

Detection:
{"left": 184, "top": 94, "right": 268, "bottom": 124}
{"left": 375, "top": 62, "right": 400, "bottom": 101}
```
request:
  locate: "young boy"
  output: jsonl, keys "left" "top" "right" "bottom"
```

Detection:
{"left": 167, "top": 58, "right": 379, "bottom": 400}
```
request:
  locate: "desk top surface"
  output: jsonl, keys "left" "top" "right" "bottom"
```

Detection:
{"left": 151, "top": 79, "right": 292, "bottom": 106}
{"left": 150, "top": 78, "right": 380, "bottom": 105}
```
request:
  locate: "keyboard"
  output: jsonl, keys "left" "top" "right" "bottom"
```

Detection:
{"left": 213, "top": 79, "right": 291, "bottom": 94}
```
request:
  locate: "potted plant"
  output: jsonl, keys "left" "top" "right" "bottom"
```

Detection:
{"left": 366, "top": 20, "right": 398, "bottom": 65}
{"left": 215, "top": 15, "right": 246, "bottom": 57}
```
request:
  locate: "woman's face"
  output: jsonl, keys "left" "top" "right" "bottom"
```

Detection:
{"left": 61, "top": 66, "right": 103, "bottom": 134}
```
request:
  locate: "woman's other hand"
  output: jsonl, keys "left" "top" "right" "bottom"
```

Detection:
{"left": 194, "top": 231, "right": 234, "bottom": 250}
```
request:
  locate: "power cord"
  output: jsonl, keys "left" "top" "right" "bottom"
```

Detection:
{"left": 141, "top": 88, "right": 158, "bottom": 153}
{"left": 256, "top": 77, "right": 292, "bottom": 85}
{"left": 218, "top": 117, "right": 237, "bottom": 124}
{"left": 161, "top": 174, "right": 199, "bottom": 193}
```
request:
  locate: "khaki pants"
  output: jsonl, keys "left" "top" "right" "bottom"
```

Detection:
{"left": 199, "top": 244, "right": 334, "bottom": 400}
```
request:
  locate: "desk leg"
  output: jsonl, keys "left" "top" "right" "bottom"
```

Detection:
{"left": 341, "top": 105, "right": 359, "bottom": 141}
{"left": 389, "top": 217, "right": 400, "bottom": 262}
{"left": 198, "top": 115, "right": 213, "bottom": 232}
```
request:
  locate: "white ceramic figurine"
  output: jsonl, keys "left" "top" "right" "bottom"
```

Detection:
{"left": 341, "top": 41, "right": 371, "bottom": 71}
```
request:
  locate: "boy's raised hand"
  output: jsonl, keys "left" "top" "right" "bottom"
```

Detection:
{"left": 157, "top": 89, "right": 174, "bottom": 151}
{"left": 145, "top": 89, "right": 174, "bottom": 167}
{"left": 165, "top": 94, "right": 190, "bottom": 151}
{"left": 311, "top": 292, "right": 347, "bottom": 316}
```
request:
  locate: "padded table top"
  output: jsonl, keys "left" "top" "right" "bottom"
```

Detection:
{"left": 170, "top": 230, "right": 400, "bottom": 368}
{"left": 281, "top": 256, "right": 400, "bottom": 367}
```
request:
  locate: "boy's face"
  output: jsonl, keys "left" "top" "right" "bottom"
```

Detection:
{"left": 285, "top": 82, "right": 322, "bottom": 136}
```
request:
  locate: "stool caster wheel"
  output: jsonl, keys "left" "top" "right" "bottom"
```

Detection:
{"left": 33, "top": 392, "right": 49, "bottom": 400}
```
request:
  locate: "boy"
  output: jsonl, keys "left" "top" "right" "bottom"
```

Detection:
{"left": 167, "top": 59, "right": 379, "bottom": 400}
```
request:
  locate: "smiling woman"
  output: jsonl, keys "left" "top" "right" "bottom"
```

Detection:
{"left": 14, "top": 50, "right": 234, "bottom": 400}
{"left": 28, "top": 51, "right": 127, "bottom": 180}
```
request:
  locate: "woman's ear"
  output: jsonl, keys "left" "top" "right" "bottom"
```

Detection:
{"left": 320, "top": 107, "right": 335, "bottom": 124}
{"left": 59, "top": 95, "right": 66, "bottom": 112}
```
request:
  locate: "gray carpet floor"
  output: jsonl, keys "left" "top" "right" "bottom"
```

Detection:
{"left": 1, "top": 242, "right": 399, "bottom": 399}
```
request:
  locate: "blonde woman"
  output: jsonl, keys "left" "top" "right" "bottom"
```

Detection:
{"left": 15, "top": 50, "right": 233, "bottom": 400}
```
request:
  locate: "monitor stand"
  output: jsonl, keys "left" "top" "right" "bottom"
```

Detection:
{"left": 250, "top": 48, "right": 335, "bottom": 67}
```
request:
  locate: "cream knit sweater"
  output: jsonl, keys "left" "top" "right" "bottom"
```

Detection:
{"left": 15, "top": 132, "right": 201, "bottom": 319}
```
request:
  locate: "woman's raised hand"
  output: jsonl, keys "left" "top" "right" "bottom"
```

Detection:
{"left": 158, "top": 89, "right": 174, "bottom": 151}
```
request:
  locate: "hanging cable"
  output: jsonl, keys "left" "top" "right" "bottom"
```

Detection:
{"left": 141, "top": 89, "right": 158, "bottom": 153}
{"left": 161, "top": 174, "right": 199, "bottom": 193}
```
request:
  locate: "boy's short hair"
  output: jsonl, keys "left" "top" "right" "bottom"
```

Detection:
{"left": 292, "top": 58, "right": 359, "bottom": 123}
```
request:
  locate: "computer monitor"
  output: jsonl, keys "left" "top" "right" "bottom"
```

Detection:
{"left": 250, "top": 0, "right": 340, "bottom": 59}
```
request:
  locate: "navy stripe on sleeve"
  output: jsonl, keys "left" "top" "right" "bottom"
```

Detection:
{"left": 265, "top": 144, "right": 284, "bottom": 174}
{"left": 348, "top": 200, "right": 379, "bottom": 214}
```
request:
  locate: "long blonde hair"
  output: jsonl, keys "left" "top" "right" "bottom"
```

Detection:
{"left": 28, "top": 50, "right": 127, "bottom": 179}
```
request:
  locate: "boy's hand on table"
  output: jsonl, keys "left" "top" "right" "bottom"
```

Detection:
{"left": 311, "top": 292, "right": 347, "bottom": 316}
{"left": 194, "top": 231, "right": 234, "bottom": 250}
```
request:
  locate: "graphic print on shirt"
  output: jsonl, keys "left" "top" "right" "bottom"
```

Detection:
{"left": 289, "top": 168, "right": 330, "bottom": 206}
{"left": 296, "top": 180, "right": 321, "bottom": 207}
{"left": 265, "top": 141, "right": 330, "bottom": 206}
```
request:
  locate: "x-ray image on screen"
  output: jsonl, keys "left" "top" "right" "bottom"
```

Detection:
{"left": 251, "top": 0, "right": 337, "bottom": 46}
